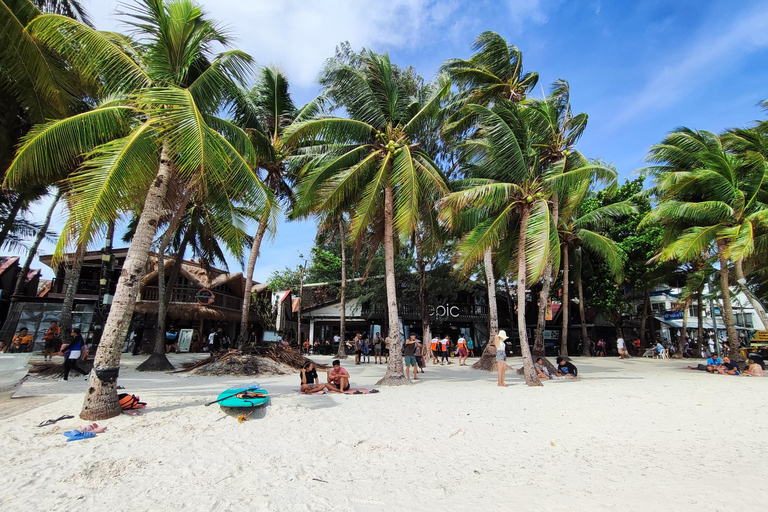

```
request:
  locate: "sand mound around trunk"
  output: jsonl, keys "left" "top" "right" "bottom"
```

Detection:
{"left": 182, "top": 354, "right": 292, "bottom": 376}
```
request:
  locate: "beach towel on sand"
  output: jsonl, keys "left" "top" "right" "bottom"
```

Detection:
{"left": 295, "top": 388, "right": 378, "bottom": 395}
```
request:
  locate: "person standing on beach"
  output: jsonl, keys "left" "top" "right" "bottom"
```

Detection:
{"left": 431, "top": 336, "right": 439, "bottom": 364}
{"left": 43, "top": 321, "right": 60, "bottom": 361}
{"left": 617, "top": 336, "right": 627, "bottom": 359}
{"left": 354, "top": 333, "right": 363, "bottom": 365}
{"left": 496, "top": 330, "right": 509, "bottom": 387}
{"left": 373, "top": 334, "right": 383, "bottom": 363}
{"left": 467, "top": 335, "right": 475, "bottom": 357}
{"left": 457, "top": 333, "right": 468, "bottom": 366}
{"left": 131, "top": 323, "right": 145, "bottom": 355}
{"left": 403, "top": 333, "right": 419, "bottom": 380}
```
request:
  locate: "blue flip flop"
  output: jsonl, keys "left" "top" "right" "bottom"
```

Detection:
{"left": 63, "top": 430, "right": 96, "bottom": 442}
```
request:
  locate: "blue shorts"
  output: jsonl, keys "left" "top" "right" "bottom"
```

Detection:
{"left": 404, "top": 355, "right": 417, "bottom": 367}
{"left": 496, "top": 350, "right": 507, "bottom": 362}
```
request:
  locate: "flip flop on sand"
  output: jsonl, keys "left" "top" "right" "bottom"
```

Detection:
{"left": 63, "top": 430, "right": 96, "bottom": 442}
{"left": 37, "top": 415, "right": 74, "bottom": 427}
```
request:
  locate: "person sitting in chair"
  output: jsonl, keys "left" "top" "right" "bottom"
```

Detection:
{"left": 10, "top": 327, "right": 33, "bottom": 353}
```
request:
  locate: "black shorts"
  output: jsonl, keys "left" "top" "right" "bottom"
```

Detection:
{"left": 165, "top": 340, "right": 176, "bottom": 345}
{"left": 355, "top": 349, "right": 362, "bottom": 355}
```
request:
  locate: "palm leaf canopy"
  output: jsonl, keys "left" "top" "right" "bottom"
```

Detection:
{"left": 3, "top": 0, "right": 273, "bottom": 256}
{"left": 286, "top": 51, "right": 450, "bottom": 246}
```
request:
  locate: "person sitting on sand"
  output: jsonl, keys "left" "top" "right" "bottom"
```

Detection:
{"left": 556, "top": 357, "right": 578, "bottom": 378}
{"left": 0, "top": 341, "right": 8, "bottom": 353}
{"left": 327, "top": 359, "right": 351, "bottom": 392}
{"left": 534, "top": 357, "right": 552, "bottom": 379}
{"left": 716, "top": 356, "right": 740, "bottom": 375}
{"left": 706, "top": 354, "right": 723, "bottom": 372}
{"left": 300, "top": 361, "right": 335, "bottom": 393}
{"left": 743, "top": 358, "right": 765, "bottom": 377}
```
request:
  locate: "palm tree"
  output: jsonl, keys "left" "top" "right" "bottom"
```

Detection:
{"left": 12, "top": 188, "right": 62, "bottom": 295}
{"left": 522, "top": 79, "right": 590, "bottom": 357}
{"left": 3, "top": 0, "right": 272, "bottom": 419}
{"left": 643, "top": 128, "right": 768, "bottom": 361}
{"left": 558, "top": 187, "right": 630, "bottom": 357}
{"left": 287, "top": 51, "right": 450, "bottom": 385}
{"left": 232, "top": 66, "right": 324, "bottom": 347}
{"left": 442, "top": 32, "right": 538, "bottom": 362}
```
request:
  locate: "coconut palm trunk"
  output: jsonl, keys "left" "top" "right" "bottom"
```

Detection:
{"left": 13, "top": 189, "right": 62, "bottom": 296}
{"left": 715, "top": 240, "right": 741, "bottom": 361}
{"left": 678, "top": 298, "right": 689, "bottom": 358}
{"left": 560, "top": 247, "right": 569, "bottom": 357}
{"left": 59, "top": 241, "right": 86, "bottom": 335}
{"left": 377, "top": 185, "right": 407, "bottom": 385}
{"left": 80, "top": 148, "right": 173, "bottom": 420}
{"left": 734, "top": 259, "right": 768, "bottom": 327}
{"left": 472, "top": 248, "right": 500, "bottom": 371}
{"left": 336, "top": 218, "right": 348, "bottom": 358}
{"left": 0, "top": 194, "right": 25, "bottom": 249}
{"left": 516, "top": 206, "right": 542, "bottom": 386}
{"left": 697, "top": 286, "right": 705, "bottom": 357}
{"left": 416, "top": 232, "right": 431, "bottom": 362}
{"left": 533, "top": 192, "right": 557, "bottom": 357}
{"left": 137, "top": 190, "right": 189, "bottom": 372}
{"left": 238, "top": 214, "right": 269, "bottom": 347}
{"left": 640, "top": 290, "right": 649, "bottom": 347}
{"left": 576, "top": 271, "right": 589, "bottom": 356}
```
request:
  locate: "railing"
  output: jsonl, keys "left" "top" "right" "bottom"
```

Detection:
{"left": 361, "top": 302, "right": 488, "bottom": 319}
{"left": 141, "top": 286, "right": 241, "bottom": 311}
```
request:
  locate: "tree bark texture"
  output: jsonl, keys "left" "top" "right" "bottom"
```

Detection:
{"left": 696, "top": 286, "right": 705, "bottom": 357}
{"left": 677, "top": 298, "right": 689, "bottom": 358}
{"left": 639, "top": 290, "right": 649, "bottom": 346}
{"left": 416, "top": 232, "right": 431, "bottom": 361}
{"left": 59, "top": 241, "right": 86, "bottom": 335}
{"left": 377, "top": 185, "right": 407, "bottom": 386}
{"left": 238, "top": 214, "right": 269, "bottom": 347}
{"left": 560, "top": 247, "right": 569, "bottom": 357}
{"left": 716, "top": 240, "right": 741, "bottom": 361}
{"left": 472, "top": 248, "right": 500, "bottom": 371}
{"left": 516, "top": 206, "right": 542, "bottom": 386}
{"left": 14, "top": 189, "right": 62, "bottom": 296}
{"left": 336, "top": 218, "right": 347, "bottom": 359}
{"left": 80, "top": 147, "right": 173, "bottom": 420}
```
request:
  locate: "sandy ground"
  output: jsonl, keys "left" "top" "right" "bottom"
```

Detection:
{"left": 0, "top": 353, "right": 766, "bottom": 512}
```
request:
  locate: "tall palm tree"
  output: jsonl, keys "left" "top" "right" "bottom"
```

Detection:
{"left": 523, "top": 79, "right": 590, "bottom": 357}
{"left": 232, "top": 66, "right": 324, "bottom": 347}
{"left": 4, "top": 0, "right": 272, "bottom": 419}
{"left": 643, "top": 128, "right": 768, "bottom": 361}
{"left": 287, "top": 51, "right": 450, "bottom": 385}
{"left": 442, "top": 32, "right": 538, "bottom": 363}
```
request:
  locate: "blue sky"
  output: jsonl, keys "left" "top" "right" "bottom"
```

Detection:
{"left": 17, "top": 0, "right": 768, "bottom": 282}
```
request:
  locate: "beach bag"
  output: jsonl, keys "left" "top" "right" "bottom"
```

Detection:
{"left": 118, "top": 393, "right": 147, "bottom": 410}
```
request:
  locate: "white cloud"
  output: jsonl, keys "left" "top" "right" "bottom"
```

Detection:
{"left": 610, "top": 5, "right": 768, "bottom": 128}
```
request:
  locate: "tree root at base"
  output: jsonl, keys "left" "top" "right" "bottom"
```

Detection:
{"left": 136, "top": 353, "right": 175, "bottom": 372}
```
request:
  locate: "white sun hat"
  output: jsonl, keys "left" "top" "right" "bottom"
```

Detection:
{"left": 497, "top": 330, "right": 509, "bottom": 341}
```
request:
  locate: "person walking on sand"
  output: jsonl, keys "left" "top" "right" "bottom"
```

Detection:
{"left": 431, "top": 336, "right": 439, "bottom": 364}
{"left": 457, "top": 333, "right": 468, "bottom": 366}
{"left": 495, "top": 330, "right": 509, "bottom": 387}
{"left": 440, "top": 336, "right": 451, "bottom": 365}
{"left": 616, "top": 336, "right": 627, "bottom": 359}
{"left": 467, "top": 335, "right": 475, "bottom": 357}
{"left": 403, "top": 333, "right": 419, "bottom": 381}
{"left": 59, "top": 328, "right": 88, "bottom": 381}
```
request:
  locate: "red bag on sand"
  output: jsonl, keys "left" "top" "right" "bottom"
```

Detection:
{"left": 118, "top": 393, "right": 147, "bottom": 410}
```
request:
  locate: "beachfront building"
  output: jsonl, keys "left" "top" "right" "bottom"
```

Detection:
{"left": 625, "top": 284, "right": 765, "bottom": 348}
{"left": 0, "top": 249, "right": 266, "bottom": 352}
{"left": 0, "top": 256, "right": 45, "bottom": 328}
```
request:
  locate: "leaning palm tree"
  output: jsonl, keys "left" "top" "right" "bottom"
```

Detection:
{"left": 442, "top": 32, "right": 538, "bottom": 360}
{"left": 642, "top": 128, "right": 768, "bottom": 361}
{"left": 287, "top": 51, "right": 450, "bottom": 385}
{"left": 232, "top": 66, "right": 323, "bottom": 347}
{"left": 3, "top": 0, "right": 272, "bottom": 419}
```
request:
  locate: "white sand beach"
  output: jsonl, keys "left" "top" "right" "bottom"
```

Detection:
{"left": 1, "top": 355, "right": 766, "bottom": 512}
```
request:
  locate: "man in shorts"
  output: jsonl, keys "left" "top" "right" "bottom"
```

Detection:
{"left": 616, "top": 336, "right": 627, "bottom": 359}
{"left": 43, "top": 321, "right": 61, "bottom": 361}
{"left": 403, "top": 333, "right": 419, "bottom": 380}
{"left": 373, "top": 334, "right": 383, "bottom": 363}
{"left": 327, "top": 360, "right": 351, "bottom": 392}
{"left": 457, "top": 333, "right": 468, "bottom": 366}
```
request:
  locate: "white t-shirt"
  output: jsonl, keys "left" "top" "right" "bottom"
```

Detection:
{"left": 617, "top": 338, "right": 626, "bottom": 349}
{"left": 440, "top": 338, "right": 448, "bottom": 348}
{"left": 496, "top": 339, "right": 506, "bottom": 351}
{"left": 333, "top": 335, "right": 340, "bottom": 343}
{"left": 208, "top": 333, "right": 215, "bottom": 345}
{"left": 458, "top": 337, "right": 466, "bottom": 347}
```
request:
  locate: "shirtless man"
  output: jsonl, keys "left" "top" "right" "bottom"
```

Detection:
{"left": 327, "top": 359, "right": 351, "bottom": 392}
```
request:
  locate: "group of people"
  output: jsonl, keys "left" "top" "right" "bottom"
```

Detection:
{"left": 299, "top": 359, "right": 351, "bottom": 393}
{"left": 430, "top": 333, "right": 475, "bottom": 365}
{"left": 3, "top": 321, "right": 89, "bottom": 381}
{"left": 688, "top": 353, "right": 765, "bottom": 376}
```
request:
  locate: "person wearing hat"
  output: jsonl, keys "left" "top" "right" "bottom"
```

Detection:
{"left": 495, "top": 330, "right": 509, "bottom": 387}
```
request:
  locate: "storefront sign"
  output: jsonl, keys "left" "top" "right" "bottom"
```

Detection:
{"left": 429, "top": 304, "right": 461, "bottom": 318}
{"left": 663, "top": 310, "right": 684, "bottom": 320}
{"left": 196, "top": 288, "right": 215, "bottom": 305}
